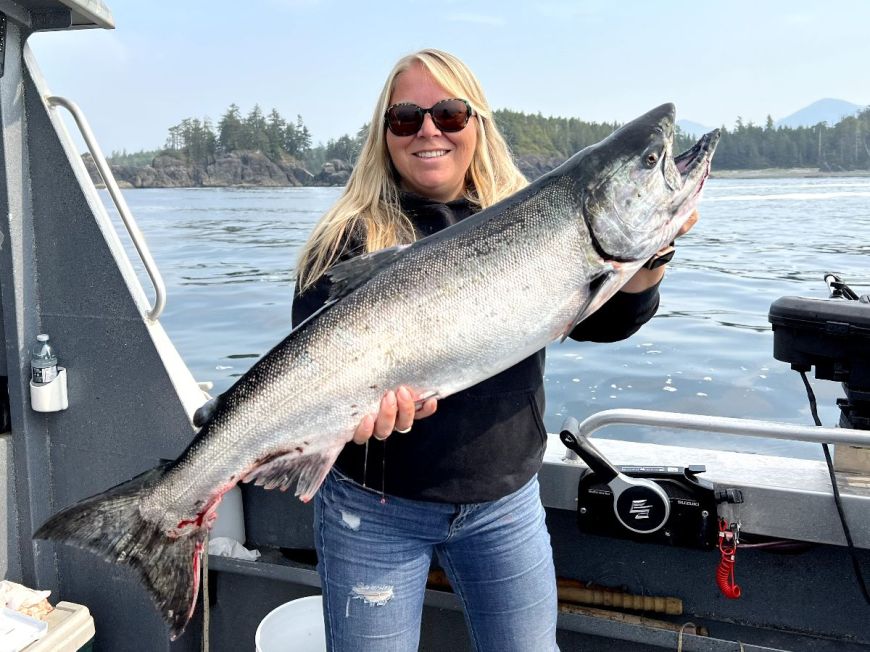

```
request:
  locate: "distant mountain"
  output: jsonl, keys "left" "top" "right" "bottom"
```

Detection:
{"left": 775, "top": 98, "right": 864, "bottom": 128}
{"left": 677, "top": 119, "right": 716, "bottom": 137}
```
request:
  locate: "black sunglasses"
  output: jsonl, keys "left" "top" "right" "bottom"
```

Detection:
{"left": 384, "top": 98, "right": 474, "bottom": 137}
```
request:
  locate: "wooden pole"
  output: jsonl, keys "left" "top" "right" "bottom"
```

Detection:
{"left": 427, "top": 570, "right": 684, "bottom": 616}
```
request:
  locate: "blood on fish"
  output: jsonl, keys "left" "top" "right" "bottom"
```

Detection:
{"left": 174, "top": 514, "right": 205, "bottom": 531}
{"left": 185, "top": 541, "right": 203, "bottom": 626}
{"left": 173, "top": 482, "right": 233, "bottom": 534}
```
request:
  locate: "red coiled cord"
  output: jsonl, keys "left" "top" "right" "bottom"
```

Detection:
{"left": 717, "top": 519, "right": 742, "bottom": 599}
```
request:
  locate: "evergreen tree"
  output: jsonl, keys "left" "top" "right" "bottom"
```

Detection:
{"left": 164, "top": 117, "right": 216, "bottom": 164}
{"left": 218, "top": 104, "right": 244, "bottom": 153}
{"left": 244, "top": 104, "right": 270, "bottom": 152}
{"left": 266, "top": 109, "right": 287, "bottom": 159}
{"left": 296, "top": 115, "right": 312, "bottom": 154}
{"left": 324, "top": 134, "right": 358, "bottom": 163}
{"left": 283, "top": 122, "right": 300, "bottom": 156}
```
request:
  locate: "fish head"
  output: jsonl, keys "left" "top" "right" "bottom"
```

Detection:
{"left": 576, "top": 103, "right": 720, "bottom": 263}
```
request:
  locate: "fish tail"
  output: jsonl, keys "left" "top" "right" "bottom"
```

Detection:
{"left": 33, "top": 466, "right": 204, "bottom": 640}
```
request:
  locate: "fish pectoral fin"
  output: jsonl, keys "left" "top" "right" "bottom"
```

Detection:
{"left": 559, "top": 267, "right": 625, "bottom": 342}
{"left": 325, "top": 244, "right": 411, "bottom": 301}
{"left": 242, "top": 442, "right": 345, "bottom": 503}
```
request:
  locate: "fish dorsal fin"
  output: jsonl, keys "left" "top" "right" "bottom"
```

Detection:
{"left": 326, "top": 244, "right": 411, "bottom": 302}
{"left": 242, "top": 441, "right": 345, "bottom": 503}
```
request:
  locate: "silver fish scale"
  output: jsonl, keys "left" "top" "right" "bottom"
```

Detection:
{"left": 144, "top": 178, "right": 610, "bottom": 525}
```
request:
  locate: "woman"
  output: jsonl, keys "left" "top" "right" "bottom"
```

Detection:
{"left": 293, "top": 49, "right": 692, "bottom": 652}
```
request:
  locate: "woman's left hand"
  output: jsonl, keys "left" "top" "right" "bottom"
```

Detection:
{"left": 622, "top": 209, "right": 699, "bottom": 293}
{"left": 677, "top": 209, "right": 699, "bottom": 238}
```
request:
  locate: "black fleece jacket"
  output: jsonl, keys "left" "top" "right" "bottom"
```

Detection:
{"left": 292, "top": 192, "right": 660, "bottom": 503}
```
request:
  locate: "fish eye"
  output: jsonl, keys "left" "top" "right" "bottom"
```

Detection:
{"left": 644, "top": 151, "right": 659, "bottom": 168}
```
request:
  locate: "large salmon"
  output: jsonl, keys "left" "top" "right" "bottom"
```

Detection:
{"left": 35, "top": 103, "right": 719, "bottom": 638}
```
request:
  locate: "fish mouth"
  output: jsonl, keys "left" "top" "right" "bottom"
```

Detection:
{"left": 661, "top": 127, "right": 720, "bottom": 238}
{"left": 674, "top": 129, "right": 720, "bottom": 198}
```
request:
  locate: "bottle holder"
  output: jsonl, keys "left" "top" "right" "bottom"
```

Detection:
{"left": 30, "top": 367, "right": 68, "bottom": 412}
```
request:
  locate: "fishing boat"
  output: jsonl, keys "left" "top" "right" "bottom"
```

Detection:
{"left": 2, "top": 2, "right": 869, "bottom": 650}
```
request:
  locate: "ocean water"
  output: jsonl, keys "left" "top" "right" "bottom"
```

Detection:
{"left": 101, "top": 177, "right": 870, "bottom": 459}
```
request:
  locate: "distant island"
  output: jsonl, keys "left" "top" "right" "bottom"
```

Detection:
{"left": 90, "top": 103, "right": 870, "bottom": 189}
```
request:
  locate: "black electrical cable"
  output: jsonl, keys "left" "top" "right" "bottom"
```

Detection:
{"left": 824, "top": 273, "right": 861, "bottom": 300}
{"left": 799, "top": 370, "right": 870, "bottom": 605}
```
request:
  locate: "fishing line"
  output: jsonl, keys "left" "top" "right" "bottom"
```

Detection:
{"left": 381, "top": 440, "right": 387, "bottom": 504}
{"left": 362, "top": 440, "right": 369, "bottom": 488}
{"left": 202, "top": 532, "right": 210, "bottom": 652}
{"left": 799, "top": 370, "right": 870, "bottom": 605}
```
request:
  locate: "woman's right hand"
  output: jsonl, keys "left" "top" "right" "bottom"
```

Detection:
{"left": 353, "top": 386, "right": 437, "bottom": 444}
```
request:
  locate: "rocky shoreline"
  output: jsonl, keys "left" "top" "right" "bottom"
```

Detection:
{"left": 710, "top": 167, "right": 870, "bottom": 179}
{"left": 87, "top": 150, "right": 567, "bottom": 189}
{"left": 85, "top": 152, "right": 869, "bottom": 189}
{"left": 85, "top": 151, "right": 353, "bottom": 189}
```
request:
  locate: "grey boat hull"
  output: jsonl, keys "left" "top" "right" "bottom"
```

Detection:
{"left": 2, "top": 3, "right": 868, "bottom": 650}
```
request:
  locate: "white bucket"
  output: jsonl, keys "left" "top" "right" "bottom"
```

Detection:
{"left": 255, "top": 595, "right": 326, "bottom": 652}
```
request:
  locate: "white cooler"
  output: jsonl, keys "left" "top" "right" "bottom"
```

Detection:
{"left": 24, "top": 602, "right": 94, "bottom": 652}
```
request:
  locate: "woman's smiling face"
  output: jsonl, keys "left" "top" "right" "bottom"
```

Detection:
{"left": 385, "top": 63, "right": 478, "bottom": 203}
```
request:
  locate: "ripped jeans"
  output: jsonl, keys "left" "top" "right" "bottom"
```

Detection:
{"left": 314, "top": 468, "right": 559, "bottom": 652}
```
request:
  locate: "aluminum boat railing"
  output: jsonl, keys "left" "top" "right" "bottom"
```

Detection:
{"left": 45, "top": 95, "right": 166, "bottom": 321}
{"left": 562, "top": 408, "right": 870, "bottom": 461}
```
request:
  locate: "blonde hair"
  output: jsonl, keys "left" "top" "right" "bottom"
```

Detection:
{"left": 295, "top": 48, "right": 528, "bottom": 290}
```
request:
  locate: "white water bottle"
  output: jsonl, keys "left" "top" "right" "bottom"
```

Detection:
{"left": 31, "top": 334, "right": 58, "bottom": 385}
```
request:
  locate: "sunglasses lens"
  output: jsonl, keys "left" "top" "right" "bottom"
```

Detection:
{"left": 386, "top": 105, "right": 424, "bottom": 137}
{"left": 386, "top": 100, "right": 472, "bottom": 136}
{"left": 431, "top": 99, "right": 470, "bottom": 132}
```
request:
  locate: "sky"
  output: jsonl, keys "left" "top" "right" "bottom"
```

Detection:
{"left": 29, "top": 0, "right": 870, "bottom": 155}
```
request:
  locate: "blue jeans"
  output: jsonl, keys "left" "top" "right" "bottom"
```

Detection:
{"left": 314, "top": 468, "right": 559, "bottom": 652}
